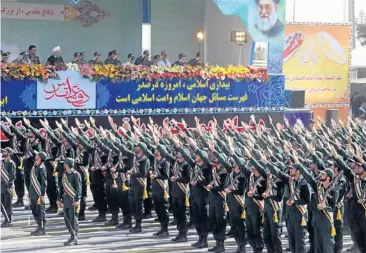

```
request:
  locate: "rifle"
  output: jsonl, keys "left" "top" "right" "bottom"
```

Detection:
{"left": 191, "top": 165, "right": 204, "bottom": 183}
{"left": 91, "top": 149, "right": 102, "bottom": 171}
{"left": 75, "top": 147, "right": 82, "bottom": 164}
{"left": 226, "top": 172, "right": 242, "bottom": 191}
{"left": 172, "top": 162, "right": 181, "bottom": 179}
{"left": 319, "top": 171, "right": 344, "bottom": 206}
{"left": 248, "top": 174, "right": 264, "bottom": 194}
{"left": 263, "top": 173, "right": 281, "bottom": 196}
{"left": 288, "top": 177, "right": 305, "bottom": 204}
{"left": 25, "top": 139, "right": 32, "bottom": 159}
{"left": 205, "top": 168, "right": 218, "bottom": 191}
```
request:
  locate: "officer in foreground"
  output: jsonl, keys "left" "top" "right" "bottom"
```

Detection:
{"left": 57, "top": 158, "right": 82, "bottom": 246}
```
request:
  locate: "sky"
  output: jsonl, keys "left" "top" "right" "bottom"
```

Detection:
{"left": 285, "top": 0, "right": 366, "bottom": 66}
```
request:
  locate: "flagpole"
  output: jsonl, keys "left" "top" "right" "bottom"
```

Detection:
{"left": 293, "top": 0, "right": 296, "bottom": 21}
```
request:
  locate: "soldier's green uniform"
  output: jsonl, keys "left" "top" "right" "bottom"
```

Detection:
{"left": 58, "top": 158, "right": 82, "bottom": 246}
{"left": 1, "top": 148, "right": 16, "bottom": 227}
{"left": 129, "top": 142, "right": 150, "bottom": 233}
{"left": 207, "top": 151, "right": 228, "bottom": 253}
{"left": 335, "top": 155, "right": 366, "bottom": 253}
{"left": 0, "top": 123, "right": 26, "bottom": 207}
{"left": 28, "top": 125, "right": 59, "bottom": 213}
{"left": 104, "top": 52, "right": 121, "bottom": 66}
{"left": 255, "top": 160, "right": 285, "bottom": 253}
{"left": 114, "top": 140, "right": 134, "bottom": 229}
{"left": 269, "top": 164, "right": 310, "bottom": 253}
{"left": 298, "top": 165, "right": 338, "bottom": 253}
{"left": 225, "top": 156, "right": 247, "bottom": 253}
{"left": 88, "top": 59, "right": 103, "bottom": 65}
{"left": 169, "top": 152, "right": 191, "bottom": 243}
{"left": 151, "top": 145, "right": 170, "bottom": 237}
{"left": 29, "top": 54, "right": 40, "bottom": 64}
{"left": 29, "top": 151, "right": 48, "bottom": 236}
{"left": 327, "top": 160, "right": 347, "bottom": 253}
{"left": 180, "top": 147, "right": 212, "bottom": 249}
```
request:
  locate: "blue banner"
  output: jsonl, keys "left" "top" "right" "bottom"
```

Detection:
{"left": 1, "top": 72, "right": 284, "bottom": 117}
{"left": 1, "top": 79, "right": 37, "bottom": 111}
{"left": 97, "top": 75, "right": 284, "bottom": 114}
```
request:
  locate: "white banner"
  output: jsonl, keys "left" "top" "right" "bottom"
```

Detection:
{"left": 37, "top": 71, "right": 96, "bottom": 110}
{"left": 1, "top": 2, "right": 66, "bottom": 21}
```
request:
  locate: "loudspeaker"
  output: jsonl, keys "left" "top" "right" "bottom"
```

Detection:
{"left": 326, "top": 109, "right": 339, "bottom": 127}
{"left": 284, "top": 90, "right": 305, "bottom": 108}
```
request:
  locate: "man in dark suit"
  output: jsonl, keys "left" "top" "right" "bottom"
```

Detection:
{"left": 255, "top": 0, "right": 284, "bottom": 38}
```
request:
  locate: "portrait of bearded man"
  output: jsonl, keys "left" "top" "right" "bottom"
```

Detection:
{"left": 255, "top": 0, "right": 284, "bottom": 38}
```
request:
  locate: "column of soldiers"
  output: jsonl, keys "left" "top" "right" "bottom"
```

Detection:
{"left": 1, "top": 115, "right": 366, "bottom": 253}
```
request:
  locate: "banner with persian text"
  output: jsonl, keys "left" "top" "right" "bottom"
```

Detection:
{"left": 283, "top": 23, "right": 352, "bottom": 107}
{"left": 0, "top": 70, "right": 284, "bottom": 117}
{"left": 0, "top": 0, "right": 109, "bottom": 27}
{"left": 37, "top": 71, "right": 96, "bottom": 109}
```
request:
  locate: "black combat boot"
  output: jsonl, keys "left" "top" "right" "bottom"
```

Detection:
{"left": 191, "top": 236, "right": 202, "bottom": 247}
{"left": 158, "top": 225, "right": 169, "bottom": 238}
{"left": 196, "top": 236, "right": 208, "bottom": 248}
{"left": 129, "top": 221, "right": 142, "bottom": 233}
{"left": 13, "top": 198, "right": 24, "bottom": 207}
{"left": 64, "top": 236, "right": 77, "bottom": 246}
{"left": 175, "top": 229, "right": 188, "bottom": 242}
{"left": 214, "top": 241, "right": 225, "bottom": 253}
{"left": 153, "top": 226, "right": 163, "bottom": 236}
{"left": 105, "top": 213, "right": 118, "bottom": 226}
{"left": 208, "top": 241, "right": 219, "bottom": 252}
{"left": 92, "top": 213, "right": 106, "bottom": 222}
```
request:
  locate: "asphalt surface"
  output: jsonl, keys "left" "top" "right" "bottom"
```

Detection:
{"left": 0, "top": 193, "right": 356, "bottom": 253}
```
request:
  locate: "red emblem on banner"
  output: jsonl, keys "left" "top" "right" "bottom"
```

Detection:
{"left": 86, "top": 128, "right": 94, "bottom": 138}
{"left": 200, "top": 121, "right": 214, "bottom": 133}
{"left": 0, "top": 130, "right": 8, "bottom": 142}
{"left": 15, "top": 121, "right": 22, "bottom": 128}
{"left": 39, "top": 128, "right": 48, "bottom": 139}
{"left": 222, "top": 116, "right": 244, "bottom": 133}
{"left": 117, "top": 127, "right": 126, "bottom": 137}
{"left": 249, "top": 119, "right": 266, "bottom": 132}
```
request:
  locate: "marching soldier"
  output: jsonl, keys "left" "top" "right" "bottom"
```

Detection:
{"left": 116, "top": 140, "right": 134, "bottom": 229}
{"left": 29, "top": 151, "right": 48, "bottom": 236}
{"left": 253, "top": 152, "right": 285, "bottom": 253}
{"left": 127, "top": 142, "right": 150, "bottom": 233}
{"left": 55, "top": 121, "right": 76, "bottom": 215}
{"left": 179, "top": 137, "right": 211, "bottom": 249}
{"left": 6, "top": 118, "right": 41, "bottom": 211}
{"left": 330, "top": 144, "right": 366, "bottom": 253}
{"left": 71, "top": 127, "right": 92, "bottom": 221}
{"left": 227, "top": 145, "right": 247, "bottom": 253}
{"left": 94, "top": 130, "right": 121, "bottom": 226}
{"left": 57, "top": 158, "right": 82, "bottom": 246}
{"left": 150, "top": 142, "right": 170, "bottom": 237}
{"left": 268, "top": 159, "right": 311, "bottom": 253}
{"left": 1, "top": 122, "right": 26, "bottom": 207}
{"left": 242, "top": 147, "right": 266, "bottom": 253}
{"left": 169, "top": 137, "right": 191, "bottom": 243}
{"left": 296, "top": 153, "right": 338, "bottom": 253}
{"left": 89, "top": 137, "right": 108, "bottom": 223}
{"left": 108, "top": 117, "right": 133, "bottom": 229}
{"left": 26, "top": 118, "right": 59, "bottom": 213}
{"left": 206, "top": 143, "right": 229, "bottom": 253}
{"left": 328, "top": 160, "right": 347, "bottom": 253}
{"left": 1, "top": 148, "right": 16, "bottom": 227}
